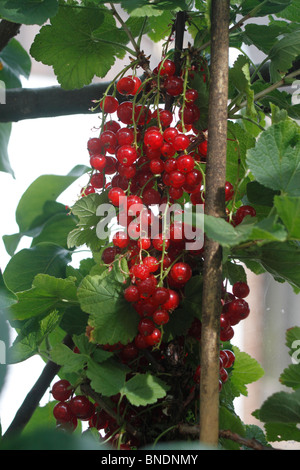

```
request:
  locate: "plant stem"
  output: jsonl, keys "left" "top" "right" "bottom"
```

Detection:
{"left": 199, "top": 0, "right": 230, "bottom": 447}
{"left": 230, "top": 68, "right": 300, "bottom": 115}
{"left": 2, "top": 334, "right": 74, "bottom": 440}
{"left": 109, "top": 2, "right": 140, "bottom": 55}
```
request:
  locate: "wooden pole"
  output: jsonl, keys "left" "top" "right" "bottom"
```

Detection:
{"left": 199, "top": 0, "right": 230, "bottom": 446}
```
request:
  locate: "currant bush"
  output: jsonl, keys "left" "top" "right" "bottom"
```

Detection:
{"left": 59, "top": 51, "right": 254, "bottom": 449}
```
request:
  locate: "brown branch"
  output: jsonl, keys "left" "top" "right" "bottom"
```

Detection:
{"left": 2, "top": 334, "right": 74, "bottom": 441}
{"left": 199, "top": 0, "right": 230, "bottom": 447}
{"left": 178, "top": 424, "right": 277, "bottom": 450}
{"left": 0, "top": 20, "right": 21, "bottom": 52}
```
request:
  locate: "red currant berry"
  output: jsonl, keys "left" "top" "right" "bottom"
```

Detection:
{"left": 198, "top": 140, "right": 207, "bottom": 157}
{"left": 87, "top": 137, "right": 103, "bottom": 156}
{"left": 144, "top": 129, "right": 164, "bottom": 150}
{"left": 222, "top": 349, "right": 235, "bottom": 368}
{"left": 168, "top": 170, "right": 186, "bottom": 188}
{"left": 176, "top": 154, "right": 195, "bottom": 173}
{"left": 153, "top": 309, "right": 169, "bottom": 325}
{"left": 117, "top": 101, "right": 134, "bottom": 125}
{"left": 145, "top": 327, "right": 161, "bottom": 346}
{"left": 170, "top": 262, "right": 192, "bottom": 284}
{"left": 157, "top": 59, "right": 176, "bottom": 77}
{"left": 90, "top": 172, "right": 105, "bottom": 189}
{"left": 112, "top": 231, "right": 130, "bottom": 249}
{"left": 173, "top": 133, "right": 190, "bottom": 152}
{"left": 232, "top": 281, "right": 250, "bottom": 299}
{"left": 53, "top": 401, "right": 74, "bottom": 423}
{"left": 108, "top": 187, "right": 125, "bottom": 206}
{"left": 185, "top": 88, "right": 199, "bottom": 103}
{"left": 100, "top": 95, "right": 119, "bottom": 113}
{"left": 225, "top": 181, "right": 234, "bottom": 201}
{"left": 143, "top": 256, "right": 159, "bottom": 273}
{"left": 164, "top": 76, "right": 184, "bottom": 96}
{"left": 116, "top": 76, "right": 135, "bottom": 95}
{"left": 101, "top": 246, "right": 120, "bottom": 265}
{"left": 234, "top": 205, "right": 256, "bottom": 225}
{"left": 124, "top": 284, "right": 140, "bottom": 302}
{"left": 138, "top": 318, "right": 155, "bottom": 336}
{"left": 51, "top": 380, "right": 73, "bottom": 402}
{"left": 90, "top": 154, "right": 107, "bottom": 172}
{"left": 220, "top": 326, "right": 234, "bottom": 342}
{"left": 162, "top": 289, "right": 180, "bottom": 311}
{"left": 69, "top": 395, "right": 94, "bottom": 420}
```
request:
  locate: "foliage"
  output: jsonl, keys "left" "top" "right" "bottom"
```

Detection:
{"left": 0, "top": 0, "right": 300, "bottom": 451}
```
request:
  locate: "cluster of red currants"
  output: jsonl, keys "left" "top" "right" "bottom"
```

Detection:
{"left": 193, "top": 348, "right": 236, "bottom": 392}
{"left": 220, "top": 280, "right": 251, "bottom": 343}
{"left": 52, "top": 379, "right": 94, "bottom": 432}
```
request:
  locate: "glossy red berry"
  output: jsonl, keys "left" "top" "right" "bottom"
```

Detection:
{"left": 100, "top": 95, "right": 119, "bottom": 113}
{"left": 51, "top": 380, "right": 73, "bottom": 402}
{"left": 116, "top": 76, "right": 136, "bottom": 95}
{"left": 234, "top": 205, "right": 256, "bottom": 225}
{"left": 69, "top": 395, "right": 95, "bottom": 420}
{"left": 124, "top": 284, "right": 140, "bottom": 302}
{"left": 164, "top": 76, "right": 184, "bottom": 96}
{"left": 170, "top": 262, "right": 192, "bottom": 284}
{"left": 157, "top": 59, "right": 176, "bottom": 77}
{"left": 53, "top": 401, "right": 74, "bottom": 423}
{"left": 232, "top": 281, "right": 250, "bottom": 299}
{"left": 153, "top": 309, "right": 169, "bottom": 325}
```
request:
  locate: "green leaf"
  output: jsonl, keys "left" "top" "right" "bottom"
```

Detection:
{"left": 226, "top": 121, "right": 256, "bottom": 190}
{"left": 264, "top": 421, "right": 300, "bottom": 443}
{"left": 181, "top": 274, "right": 202, "bottom": 319}
{"left": 30, "top": 4, "right": 130, "bottom": 89}
{"left": 247, "top": 181, "right": 280, "bottom": 207}
{"left": 0, "top": 0, "right": 58, "bottom": 25}
{"left": 219, "top": 406, "right": 246, "bottom": 449}
{"left": 68, "top": 191, "right": 110, "bottom": 250}
{"left": 31, "top": 212, "right": 77, "bottom": 248}
{"left": 241, "top": 0, "right": 293, "bottom": 17}
{"left": 86, "top": 357, "right": 129, "bottom": 397}
{"left": 223, "top": 261, "right": 247, "bottom": 285}
{"left": 280, "top": 363, "right": 300, "bottom": 390}
{"left": 8, "top": 274, "right": 77, "bottom": 321}
{"left": 77, "top": 270, "right": 140, "bottom": 346}
{"left": 246, "top": 120, "right": 300, "bottom": 196}
{"left": 257, "top": 388, "right": 300, "bottom": 424}
{"left": 15, "top": 165, "right": 89, "bottom": 234}
{"left": 121, "top": 0, "right": 187, "bottom": 16}
{"left": 3, "top": 244, "right": 72, "bottom": 293}
{"left": 275, "top": 1, "right": 300, "bottom": 21}
{"left": 235, "top": 241, "right": 300, "bottom": 289}
{"left": 230, "top": 346, "right": 264, "bottom": 396}
{"left": 121, "top": 372, "right": 169, "bottom": 407}
{"left": 50, "top": 343, "right": 88, "bottom": 374}
{"left": 0, "top": 39, "right": 31, "bottom": 89}
{"left": 0, "top": 122, "right": 13, "bottom": 177}
{"left": 229, "top": 55, "right": 255, "bottom": 117}
{"left": 274, "top": 195, "right": 300, "bottom": 240}
{"left": 269, "top": 30, "right": 300, "bottom": 82}
{"left": 59, "top": 305, "right": 88, "bottom": 336}
{"left": 8, "top": 309, "right": 62, "bottom": 363}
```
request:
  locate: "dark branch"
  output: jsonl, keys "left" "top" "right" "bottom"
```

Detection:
{"left": 0, "top": 82, "right": 112, "bottom": 123}
{"left": 0, "top": 20, "right": 21, "bottom": 52}
{"left": 2, "top": 334, "right": 74, "bottom": 441}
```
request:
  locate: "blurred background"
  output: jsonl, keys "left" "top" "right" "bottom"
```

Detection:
{"left": 0, "top": 16, "right": 299, "bottom": 449}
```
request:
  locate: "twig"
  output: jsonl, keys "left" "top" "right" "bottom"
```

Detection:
{"left": 177, "top": 424, "right": 277, "bottom": 450}
{"left": 2, "top": 334, "right": 74, "bottom": 440}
